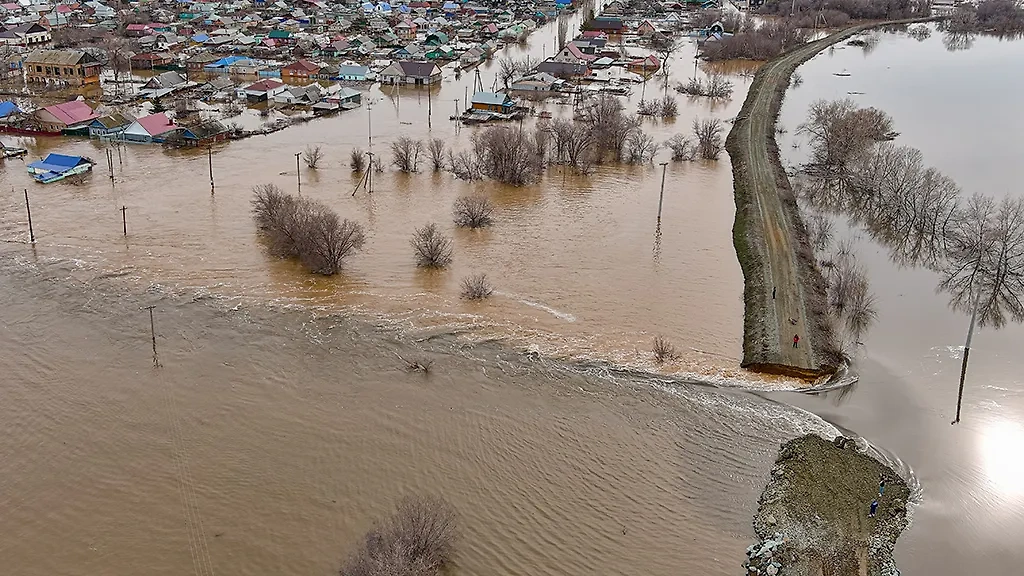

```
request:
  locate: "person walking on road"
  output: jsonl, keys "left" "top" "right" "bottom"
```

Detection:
{"left": 869, "top": 499, "right": 878, "bottom": 518}
{"left": 793, "top": 334, "right": 799, "bottom": 348}
{"left": 772, "top": 286, "right": 776, "bottom": 300}
{"left": 879, "top": 477, "right": 886, "bottom": 496}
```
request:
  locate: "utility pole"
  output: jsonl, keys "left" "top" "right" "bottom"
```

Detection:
{"left": 657, "top": 162, "right": 668, "bottom": 221}
{"left": 23, "top": 188, "right": 34, "bottom": 243}
{"left": 365, "top": 151, "right": 374, "bottom": 194}
{"left": 427, "top": 86, "right": 432, "bottom": 129}
{"left": 121, "top": 205, "right": 127, "bottom": 237}
{"left": 294, "top": 152, "right": 301, "bottom": 194}
{"left": 208, "top": 144, "right": 215, "bottom": 194}
{"left": 367, "top": 101, "right": 373, "bottom": 150}
{"left": 143, "top": 305, "right": 160, "bottom": 367}
{"left": 953, "top": 289, "right": 983, "bottom": 424}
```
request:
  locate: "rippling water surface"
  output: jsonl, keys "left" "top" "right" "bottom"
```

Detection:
{"left": 3, "top": 17, "right": 1023, "bottom": 576}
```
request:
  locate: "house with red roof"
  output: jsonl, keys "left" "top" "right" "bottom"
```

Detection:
{"left": 125, "top": 23, "right": 153, "bottom": 37}
{"left": 122, "top": 112, "right": 179, "bottom": 143}
{"left": 626, "top": 54, "right": 660, "bottom": 74}
{"left": 244, "top": 78, "right": 286, "bottom": 101}
{"left": 32, "top": 100, "right": 99, "bottom": 132}
{"left": 281, "top": 59, "right": 320, "bottom": 80}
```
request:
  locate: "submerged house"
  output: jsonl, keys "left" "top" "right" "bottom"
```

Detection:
{"left": 244, "top": 78, "right": 287, "bottom": 102}
{"left": 88, "top": 112, "right": 133, "bottom": 139}
{"left": 122, "top": 112, "right": 179, "bottom": 143}
{"left": 336, "top": 64, "right": 369, "bottom": 81}
{"left": 379, "top": 60, "right": 441, "bottom": 85}
{"left": 26, "top": 154, "right": 95, "bottom": 183}
{"left": 471, "top": 91, "right": 515, "bottom": 113}
{"left": 32, "top": 100, "right": 99, "bottom": 133}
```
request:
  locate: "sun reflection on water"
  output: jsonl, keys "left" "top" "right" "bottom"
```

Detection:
{"left": 979, "top": 419, "right": 1024, "bottom": 498}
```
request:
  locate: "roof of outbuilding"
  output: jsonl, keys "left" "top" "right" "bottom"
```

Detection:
{"left": 26, "top": 49, "right": 97, "bottom": 66}
{"left": 471, "top": 91, "right": 511, "bottom": 106}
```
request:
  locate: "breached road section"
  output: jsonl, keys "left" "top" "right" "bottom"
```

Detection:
{"left": 725, "top": 21, "right": 935, "bottom": 380}
{"left": 745, "top": 434, "right": 911, "bottom": 576}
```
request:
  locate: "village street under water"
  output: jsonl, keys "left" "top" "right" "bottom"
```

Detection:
{"left": 0, "top": 15, "right": 1022, "bottom": 576}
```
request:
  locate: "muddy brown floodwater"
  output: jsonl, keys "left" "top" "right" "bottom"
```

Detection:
{"left": 0, "top": 12, "right": 773, "bottom": 386}
{"left": 4, "top": 14, "right": 1019, "bottom": 576}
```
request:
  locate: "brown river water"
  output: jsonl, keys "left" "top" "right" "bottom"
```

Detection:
{"left": 0, "top": 15, "right": 1021, "bottom": 576}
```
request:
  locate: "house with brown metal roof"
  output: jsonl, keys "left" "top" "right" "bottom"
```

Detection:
{"left": 281, "top": 59, "right": 320, "bottom": 80}
{"left": 25, "top": 50, "right": 101, "bottom": 86}
{"left": 379, "top": 60, "right": 441, "bottom": 85}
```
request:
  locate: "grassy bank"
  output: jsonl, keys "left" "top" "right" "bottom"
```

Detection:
{"left": 746, "top": 434, "right": 911, "bottom": 576}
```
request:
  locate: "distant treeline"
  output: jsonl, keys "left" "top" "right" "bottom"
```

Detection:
{"left": 945, "top": 0, "right": 1024, "bottom": 35}
{"left": 760, "top": 0, "right": 921, "bottom": 23}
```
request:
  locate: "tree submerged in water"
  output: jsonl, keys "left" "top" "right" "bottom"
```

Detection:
{"left": 796, "top": 98, "right": 1024, "bottom": 420}
{"left": 340, "top": 496, "right": 458, "bottom": 576}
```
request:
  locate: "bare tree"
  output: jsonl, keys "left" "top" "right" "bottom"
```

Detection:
{"left": 693, "top": 118, "right": 724, "bottom": 160}
{"left": 498, "top": 57, "right": 519, "bottom": 90}
{"left": 251, "top": 184, "right": 365, "bottom": 275}
{"left": 471, "top": 126, "right": 540, "bottom": 185}
{"left": 578, "top": 95, "right": 639, "bottom": 162}
{"left": 252, "top": 183, "right": 304, "bottom": 258}
{"left": 940, "top": 194, "right": 1024, "bottom": 329}
{"left": 350, "top": 148, "right": 367, "bottom": 172}
{"left": 340, "top": 495, "right": 458, "bottom": 576}
{"left": 411, "top": 223, "right": 454, "bottom": 268}
{"left": 939, "top": 195, "right": 1024, "bottom": 422}
{"left": 460, "top": 274, "right": 494, "bottom": 300}
{"left": 391, "top": 137, "right": 424, "bottom": 172}
{"left": 807, "top": 213, "right": 835, "bottom": 252}
{"left": 677, "top": 75, "right": 735, "bottom": 99}
{"left": 446, "top": 149, "right": 483, "bottom": 180}
{"left": 652, "top": 336, "right": 679, "bottom": 364}
{"left": 303, "top": 145, "right": 324, "bottom": 169}
{"left": 638, "top": 99, "right": 660, "bottom": 117}
{"left": 299, "top": 203, "right": 366, "bottom": 275}
{"left": 545, "top": 118, "right": 596, "bottom": 172}
{"left": 798, "top": 99, "right": 897, "bottom": 181}
{"left": 428, "top": 138, "right": 446, "bottom": 172}
{"left": 453, "top": 196, "right": 494, "bottom": 228}
{"left": 660, "top": 95, "right": 678, "bottom": 119}
{"left": 626, "top": 130, "right": 659, "bottom": 164}
{"left": 665, "top": 134, "right": 695, "bottom": 161}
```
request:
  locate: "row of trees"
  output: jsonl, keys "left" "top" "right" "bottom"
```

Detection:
{"left": 796, "top": 98, "right": 1024, "bottom": 356}
{"left": 761, "top": 0, "right": 920, "bottom": 21}
{"left": 701, "top": 19, "right": 809, "bottom": 61}
{"left": 945, "top": 0, "right": 1024, "bottom": 36}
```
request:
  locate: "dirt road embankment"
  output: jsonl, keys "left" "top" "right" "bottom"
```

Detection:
{"left": 726, "top": 20, "right": 936, "bottom": 380}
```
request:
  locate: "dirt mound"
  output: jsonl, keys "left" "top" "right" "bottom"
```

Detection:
{"left": 745, "top": 434, "right": 910, "bottom": 576}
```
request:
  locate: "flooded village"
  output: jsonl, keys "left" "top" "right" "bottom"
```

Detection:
{"left": 3, "top": 1, "right": 1024, "bottom": 575}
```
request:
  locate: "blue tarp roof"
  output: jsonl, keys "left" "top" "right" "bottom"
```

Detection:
{"left": 30, "top": 154, "right": 86, "bottom": 168}
{"left": 0, "top": 101, "right": 21, "bottom": 118}
{"left": 192, "top": 33, "right": 210, "bottom": 42}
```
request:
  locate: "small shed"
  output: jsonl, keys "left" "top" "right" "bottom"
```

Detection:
{"left": 471, "top": 91, "right": 515, "bottom": 113}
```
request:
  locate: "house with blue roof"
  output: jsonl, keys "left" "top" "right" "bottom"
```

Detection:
{"left": 471, "top": 91, "right": 515, "bottom": 113}
{"left": 0, "top": 100, "right": 21, "bottom": 119}
{"left": 26, "top": 154, "right": 95, "bottom": 183}
{"left": 337, "top": 64, "right": 369, "bottom": 81}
